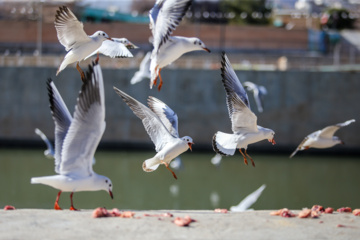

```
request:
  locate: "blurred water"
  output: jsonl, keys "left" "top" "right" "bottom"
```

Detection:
{"left": 0, "top": 149, "right": 359, "bottom": 210}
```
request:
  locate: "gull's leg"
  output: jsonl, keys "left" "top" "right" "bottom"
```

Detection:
{"left": 157, "top": 68, "right": 163, "bottom": 91}
{"left": 69, "top": 192, "right": 78, "bottom": 211}
{"left": 95, "top": 51, "right": 100, "bottom": 63}
{"left": 152, "top": 66, "right": 158, "bottom": 87}
{"left": 161, "top": 160, "right": 177, "bottom": 180}
{"left": 76, "top": 62, "right": 85, "bottom": 82}
{"left": 239, "top": 149, "right": 248, "bottom": 165}
{"left": 54, "top": 191, "right": 62, "bottom": 210}
{"left": 245, "top": 149, "right": 255, "bottom": 167}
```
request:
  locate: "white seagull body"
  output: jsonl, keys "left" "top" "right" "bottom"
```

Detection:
{"left": 149, "top": 0, "right": 210, "bottom": 90}
{"left": 230, "top": 184, "right": 266, "bottom": 212}
{"left": 35, "top": 128, "right": 55, "bottom": 159}
{"left": 290, "top": 119, "right": 356, "bottom": 158}
{"left": 54, "top": 6, "right": 132, "bottom": 77}
{"left": 130, "top": 51, "right": 152, "bottom": 85}
{"left": 212, "top": 52, "right": 275, "bottom": 167}
{"left": 113, "top": 88, "right": 193, "bottom": 179}
{"left": 243, "top": 81, "right": 267, "bottom": 113}
{"left": 31, "top": 62, "right": 113, "bottom": 210}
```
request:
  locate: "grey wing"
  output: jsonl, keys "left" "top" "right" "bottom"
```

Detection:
{"left": 148, "top": 96, "right": 179, "bottom": 137}
{"left": 46, "top": 79, "right": 73, "bottom": 173}
{"left": 84, "top": 40, "right": 133, "bottom": 60}
{"left": 54, "top": 6, "right": 89, "bottom": 51}
{"left": 130, "top": 52, "right": 151, "bottom": 84}
{"left": 60, "top": 62, "right": 105, "bottom": 177}
{"left": 221, "top": 53, "right": 257, "bottom": 133}
{"left": 230, "top": 184, "right": 266, "bottom": 212}
{"left": 290, "top": 130, "right": 319, "bottom": 158}
{"left": 114, "top": 87, "right": 176, "bottom": 152}
{"left": 112, "top": 38, "right": 139, "bottom": 49}
{"left": 150, "top": 0, "right": 192, "bottom": 53}
{"left": 320, "top": 119, "right": 355, "bottom": 138}
{"left": 35, "top": 128, "right": 55, "bottom": 158}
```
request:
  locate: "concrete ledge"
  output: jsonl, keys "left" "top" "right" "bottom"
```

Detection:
{"left": 0, "top": 209, "right": 359, "bottom": 239}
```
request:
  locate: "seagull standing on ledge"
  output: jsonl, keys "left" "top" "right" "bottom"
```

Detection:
{"left": 31, "top": 62, "right": 113, "bottom": 210}
{"left": 113, "top": 88, "right": 193, "bottom": 179}
{"left": 149, "top": 0, "right": 210, "bottom": 91}
{"left": 290, "top": 119, "right": 355, "bottom": 158}
{"left": 212, "top": 52, "right": 276, "bottom": 167}
{"left": 54, "top": 6, "right": 132, "bottom": 79}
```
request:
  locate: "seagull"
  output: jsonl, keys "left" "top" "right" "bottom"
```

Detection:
{"left": 230, "top": 184, "right": 266, "bottom": 212}
{"left": 290, "top": 119, "right": 356, "bottom": 158}
{"left": 54, "top": 6, "right": 133, "bottom": 79}
{"left": 31, "top": 62, "right": 113, "bottom": 210}
{"left": 212, "top": 52, "right": 276, "bottom": 167}
{"left": 210, "top": 153, "right": 222, "bottom": 168}
{"left": 35, "top": 128, "right": 55, "bottom": 159}
{"left": 170, "top": 157, "right": 184, "bottom": 171}
{"left": 243, "top": 81, "right": 267, "bottom": 113}
{"left": 130, "top": 51, "right": 152, "bottom": 85}
{"left": 149, "top": 0, "right": 210, "bottom": 91}
{"left": 113, "top": 88, "right": 193, "bottom": 179}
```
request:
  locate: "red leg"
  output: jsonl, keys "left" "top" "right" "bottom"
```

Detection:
{"left": 54, "top": 191, "right": 62, "bottom": 210}
{"left": 239, "top": 149, "right": 248, "bottom": 165}
{"left": 69, "top": 192, "right": 78, "bottom": 211}
{"left": 245, "top": 149, "right": 255, "bottom": 167}
{"left": 76, "top": 62, "right": 85, "bottom": 82}
{"left": 157, "top": 68, "right": 163, "bottom": 91}
{"left": 161, "top": 161, "right": 177, "bottom": 180}
{"left": 95, "top": 52, "right": 100, "bottom": 63}
{"left": 152, "top": 66, "right": 158, "bottom": 87}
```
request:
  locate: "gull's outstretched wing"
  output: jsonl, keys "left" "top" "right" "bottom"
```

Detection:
{"left": 130, "top": 52, "right": 151, "bottom": 84}
{"left": 60, "top": 62, "right": 106, "bottom": 177}
{"left": 47, "top": 79, "right": 73, "bottom": 173}
{"left": 84, "top": 39, "right": 133, "bottom": 60}
{"left": 220, "top": 52, "right": 257, "bottom": 133}
{"left": 148, "top": 96, "right": 179, "bottom": 137}
{"left": 54, "top": 6, "right": 89, "bottom": 51}
{"left": 150, "top": 0, "right": 192, "bottom": 53}
{"left": 230, "top": 184, "right": 266, "bottom": 212}
{"left": 320, "top": 119, "right": 355, "bottom": 138}
{"left": 114, "top": 88, "right": 177, "bottom": 152}
{"left": 35, "top": 128, "right": 55, "bottom": 159}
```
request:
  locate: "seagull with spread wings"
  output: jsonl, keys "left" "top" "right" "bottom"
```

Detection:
{"left": 212, "top": 52, "right": 276, "bottom": 167}
{"left": 290, "top": 119, "right": 355, "bottom": 158}
{"left": 113, "top": 88, "right": 193, "bottom": 179}
{"left": 243, "top": 81, "right": 268, "bottom": 113}
{"left": 31, "top": 62, "right": 113, "bottom": 210}
{"left": 149, "top": 0, "right": 210, "bottom": 91}
{"left": 54, "top": 6, "right": 133, "bottom": 79}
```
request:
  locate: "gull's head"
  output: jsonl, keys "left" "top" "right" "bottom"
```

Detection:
{"left": 192, "top": 38, "right": 211, "bottom": 53}
{"left": 266, "top": 130, "right": 276, "bottom": 145}
{"left": 117, "top": 38, "right": 138, "bottom": 49}
{"left": 98, "top": 175, "right": 114, "bottom": 199}
{"left": 181, "top": 136, "right": 194, "bottom": 151}
{"left": 94, "top": 31, "right": 113, "bottom": 42}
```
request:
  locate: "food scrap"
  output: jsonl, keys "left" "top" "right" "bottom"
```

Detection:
{"left": 298, "top": 209, "right": 311, "bottom": 218}
{"left": 324, "top": 207, "right": 334, "bottom": 214}
{"left": 352, "top": 209, "right": 360, "bottom": 216}
{"left": 3, "top": 205, "right": 16, "bottom": 210}
{"left": 270, "top": 208, "right": 296, "bottom": 218}
{"left": 92, "top": 207, "right": 135, "bottom": 218}
{"left": 173, "top": 215, "right": 196, "bottom": 227}
{"left": 214, "top": 208, "right": 228, "bottom": 213}
{"left": 337, "top": 207, "right": 352, "bottom": 213}
{"left": 144, "top": 212, "right": 174, "bottom": 218}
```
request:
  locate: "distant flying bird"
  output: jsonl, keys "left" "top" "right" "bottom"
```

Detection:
{"left": 212, "top": 52, "right": 276, "bottom": 167}
{"left": 113, "top": 88, "right": 193, "bottom": 179}
{"left": 130, "top": 51, "right": 152, "bottom": 85}
{"left": 230, "top": 184, "right": 266, "bottom": 212}
{"left": 35, "top": 128, "right": 55, "bottom": 159}
{"left": 210, "top": 153, "right": 222, "bottom": 168}
{"left": 290, "top": 119, "right": 356, "bottom": 158}
{"left": 243, "top": 81, "right": 267, "bottom": 113}
{"left": 31, "top": 62, "right": 113, "bottom": 210}
{"left": 54, "top": 6, "right": 133, "bottom": 79}
{"left": 170, "top": 157, "right": 184, "bottom": 171}
{"left": 149, "top": 0, "right": 210, "bottom": 91}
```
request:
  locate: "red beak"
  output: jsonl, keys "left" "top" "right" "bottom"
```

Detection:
{"left": 107, "top": 37, "right": 114, "bottom": 42}
{"left": 269, "top": 138, "right": 276, "bottom": 145}
{"left": 203, "top": 47, "right": 211, "bottom": 53}
{"left": 188, "top": 142, "right": 193, "bottom": 151}
{"left": 109, "top": 190, "right": 114, "bottom": 199}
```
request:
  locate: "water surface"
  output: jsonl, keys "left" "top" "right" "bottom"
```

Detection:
{"left": 0, "top": 149, "right": 359, "bottom": 210}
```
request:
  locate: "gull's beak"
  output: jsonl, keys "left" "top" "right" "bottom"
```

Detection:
{"left": 203, "top": 47, "right": 211, "bottom": 53}
{"left": 109, "top": 190, "right": 114, "bottom": 199}
{"left": 188, "top": 142, "right": 194, "bottom": 151}
{"left": 269, "top": 138, "right": 276, "bottom": 145}
{"left": 107, "top": 37, "right": 114, "bottom": 42}
{"left": 340, "top": 141, "right": 345, "bottom": 145}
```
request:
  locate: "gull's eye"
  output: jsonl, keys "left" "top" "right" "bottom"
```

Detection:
{"left": 102, "top": 33, "right": 105, "bottom": 36}
{"left": 194, "top": 40, "right": 198, "bottom": 45}
{"left": 109, "top": 184, "right": 112, "bottom": 187}
{"left": 105, "top": 180, "right": 108, "bottom": 183}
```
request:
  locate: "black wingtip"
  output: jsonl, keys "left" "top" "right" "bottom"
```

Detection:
{"left": 212, "top": 133, "right": 228, "bottom": 157}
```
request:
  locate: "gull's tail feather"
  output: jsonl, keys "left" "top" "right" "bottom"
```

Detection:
{"left": 212, "top": 131, "right": 237, "bottom": 156}
{"left": 289, "top": 148, "right": 299, "bottom": 158}
{"left": 142, "top": 158, "right": 160, "bottom": 172}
